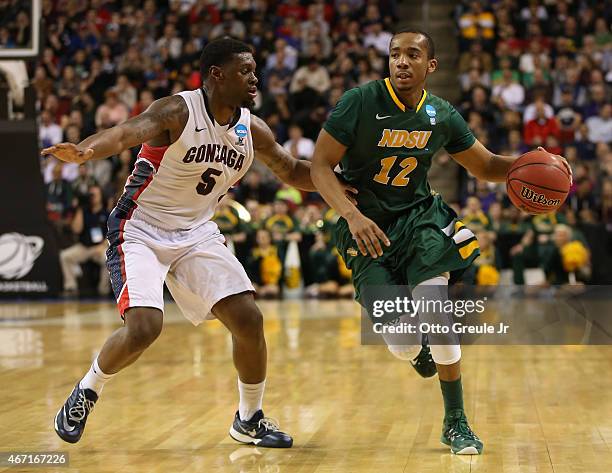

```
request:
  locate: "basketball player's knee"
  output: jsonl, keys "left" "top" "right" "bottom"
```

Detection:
{"left": 234, "top": 308, "right": 264, "bottom": 341}
{"left": 387, "top": 344, "right": 421, "bottom": 361}
{"left": 429, "top": 345, "right": 461, "bottom": 365}
{"left": 127, "top": 319, "right": 162, "bottom": 351}
{"left": 125, "top": 309, "right": 163, "bottom": 351}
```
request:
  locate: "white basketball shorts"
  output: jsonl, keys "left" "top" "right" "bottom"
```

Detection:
{"left": 105, "top": 211, "right": 254, "bottom": 325}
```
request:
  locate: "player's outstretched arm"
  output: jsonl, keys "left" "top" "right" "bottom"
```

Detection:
{"left": 41, "top": 96, "right": 189, "bottom": 164}
{"left": 450, "top": 140, "right": 572, "bottom": 183}
{"left": 251, "top": 114, "right": 317, "bottom": 191}
{"left": 311, "top": 129, "right": 390, "bottom": 259}
{"left": 450, "top": 140, "right": 518, "bottom": 183}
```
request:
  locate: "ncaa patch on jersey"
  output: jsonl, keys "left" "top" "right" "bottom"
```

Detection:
{"left": 235, "top": 124, "right": 248, "bottom": 146}
{"left": 425, "top": 105, "right": 436, "bottom": 125}
{"left": 235, "top": 124, "right": 248, "bottom": 137}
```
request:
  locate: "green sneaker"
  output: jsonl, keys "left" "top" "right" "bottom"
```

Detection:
{"left": 440, "top": 409, "right": 483, "bottom": 455}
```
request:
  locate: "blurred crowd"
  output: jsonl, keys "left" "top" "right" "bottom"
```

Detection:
{"left": 0, "top": 0, "right": 32, "bottom": 49}
{"left": 29, "top": 0, "right": 611, "bottom": 297}
{"left": 450, "top": 0, "right": 611, "bottom": 286}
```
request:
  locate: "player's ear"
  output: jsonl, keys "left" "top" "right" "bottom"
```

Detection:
{"left": 428, "top": 58, "right": 437, "bottom": 74}
{"left": 209, "top": 65, "right": 224, "bottom": 82}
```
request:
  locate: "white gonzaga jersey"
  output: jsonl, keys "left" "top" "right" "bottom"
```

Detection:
{"left": 111, "top": 88, "right": 255, "bottom": 231}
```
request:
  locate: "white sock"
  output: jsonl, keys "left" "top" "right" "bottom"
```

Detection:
{"left": 238, "top": 379, "right": 266, "bottom": 421}
{"left": 79, "top": 358, "right": 115, "bottom": 395}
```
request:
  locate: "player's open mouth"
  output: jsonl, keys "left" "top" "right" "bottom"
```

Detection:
{"left": 397, "top": 72, "right": 412, "bottom": 80}
{"left": 248, "top": 88, "right": 257, "bottom": 97}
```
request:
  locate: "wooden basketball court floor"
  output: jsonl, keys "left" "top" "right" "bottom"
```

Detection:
{"left": 1, "top": 299, "right": 611, "bottom": 473}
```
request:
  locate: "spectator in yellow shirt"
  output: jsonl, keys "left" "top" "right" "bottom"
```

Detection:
{"left": 462, "top": 196, "right": 491, "bottom": 233}
{"left": 458, "top": 1, "right": 495, "bottom": 51}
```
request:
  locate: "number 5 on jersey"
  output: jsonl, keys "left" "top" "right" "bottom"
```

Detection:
{"left": 373, "top": 156, "right": 418, "bottom": 186}
{"left": 196, "top": 168, "right": 222, "bottom": 195}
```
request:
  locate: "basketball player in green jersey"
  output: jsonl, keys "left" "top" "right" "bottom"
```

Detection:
{"left": 311, "top": 29, "right": 570, "bottom": 455}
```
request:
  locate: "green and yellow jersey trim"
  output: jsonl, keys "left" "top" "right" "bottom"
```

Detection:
{"left": 383, "top": 78, "right": 428, "bottom": 113}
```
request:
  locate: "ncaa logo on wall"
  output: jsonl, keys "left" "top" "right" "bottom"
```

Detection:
{"left": 0, "top": 233, "right": 44, "bottom": 279}
{"left": 235, "top": 124, "right": 248, "bottom": 146}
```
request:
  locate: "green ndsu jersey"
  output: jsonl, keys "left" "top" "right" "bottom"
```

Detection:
{"left": 324, "top": 78, "right": 475, "bottom": 224}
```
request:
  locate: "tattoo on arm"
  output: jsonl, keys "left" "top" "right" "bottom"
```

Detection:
{"left": 261, "top": 145, "right": 296, "bottom": 177}
{"left": 251, "top": 114, "right": 296, "bottom": 179}
{"left": 132, "top": 119, "right": 161, "bottom": 144}
{"left": 250, "top": 114, "right": 314, "bottom": 190}
{"left": 120, "top": 96, "right": 188, "bottom": 148}
{"left": 81, "top": 96, "right": 189, "bottom": 156}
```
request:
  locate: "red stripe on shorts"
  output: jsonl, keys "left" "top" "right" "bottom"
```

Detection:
{"left": 116, "top": 207, "right": 136, "bottom": 317}
{"left": 132, "top": 173, "right": 154, "bottom": 201}
{"left": 118, "top": 284, "right": 131, "bottom": 316}
{"left": 114, "top": 165, "right": 155, "bottom": 319}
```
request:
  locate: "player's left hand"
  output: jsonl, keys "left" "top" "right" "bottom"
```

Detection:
{"left": 538, "top": 146, "right": 573, "bottom": 185}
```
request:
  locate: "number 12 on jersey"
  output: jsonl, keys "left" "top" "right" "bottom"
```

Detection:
{"left": 373, "top": 156, "right": 418, "bottom": 186}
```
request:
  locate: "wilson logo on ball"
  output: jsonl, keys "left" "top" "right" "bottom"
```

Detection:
{"left": 506, "top": 150, "right": 570, "bottom": 214}
{"left": 520, "top": 187, "right": 561, "bottom": 207}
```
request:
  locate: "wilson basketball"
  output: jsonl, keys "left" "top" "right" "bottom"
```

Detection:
{"left": 506, "top": 150, "right": 571, "bottom": 214}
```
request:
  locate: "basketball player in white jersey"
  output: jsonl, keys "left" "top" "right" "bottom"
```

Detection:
{"left": 43, "top": 38, "right": 355, "bottom": 448}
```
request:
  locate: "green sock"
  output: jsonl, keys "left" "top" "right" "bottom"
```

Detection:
{"left": 440, "top": 377, "right": 464, "bottom": 418}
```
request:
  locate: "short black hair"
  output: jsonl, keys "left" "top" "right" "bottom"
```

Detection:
{"left": 392, "top": 28, "right": 435, "bottom": 59}
{"left": 200, "top": 37, "right": 253, "bottom": 79}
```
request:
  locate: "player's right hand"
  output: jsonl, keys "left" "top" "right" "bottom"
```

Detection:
{"left": 537, "top": 146, "right": 573, "bottom": 184}
{"left": 41, "top": 142, "right": 94, "bottom": 164}
{"left": 346, "top": 212, "right": 390, "bottom": 258}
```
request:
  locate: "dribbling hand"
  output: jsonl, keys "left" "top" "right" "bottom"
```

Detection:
{"left": 41, "top": 142, "right": 94, "bottom": 164}
{"left": 346, "top": 211, "right": 390, "bottom": 258}
{"left": 537, "top": 146, "right": 573, "bottom": 185}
